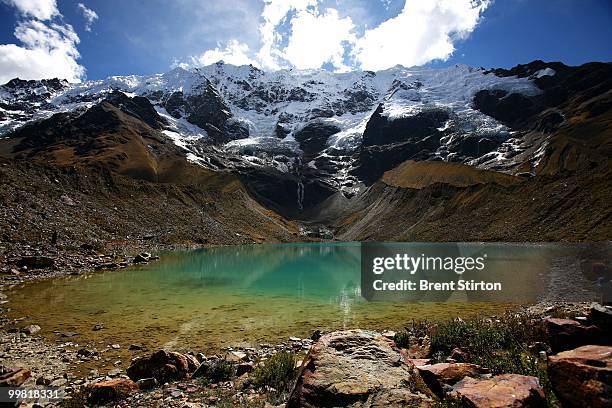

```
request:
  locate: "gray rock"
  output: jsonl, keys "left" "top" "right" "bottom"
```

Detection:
{"left": 288, "top": 330, "right": 431, "bottom": 407}
{"left": 21, "top": 324, "right": 41, "bottom": 335}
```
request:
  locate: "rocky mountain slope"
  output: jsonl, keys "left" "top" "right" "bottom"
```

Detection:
{"left": 0, "top": 60, "right": 610, "bottom": 242}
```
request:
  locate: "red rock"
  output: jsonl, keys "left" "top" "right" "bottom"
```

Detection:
{"left": 0, "top": 368, "right": 31, "bottom": 386}
{"left": 407, "top": 358, "right": 431, "bottom": 367}
{"left": 450, "top": 347, "right": 469, "bottom": 362}
{"left": 544, "top": 317, "right": 605, "bottom": 352}
{"left": 87, "top": 378, "right": 138, "bottom": 404}
{"left": 548, "top": 345, "right": 611, "bottom": 408}
{"left": 452, "top": 374, "right": 545, "bottom": 408}
{"left": 418, "top": 363, "right": 489, "bottom": 396}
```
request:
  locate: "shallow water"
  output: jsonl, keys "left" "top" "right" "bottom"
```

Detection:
{"left": 7, "top": 242, "right": 603, "bottom": 358}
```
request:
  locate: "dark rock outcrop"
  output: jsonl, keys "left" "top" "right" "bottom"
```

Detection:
{"left": 544, "top": 317, "right": 607, "bottom": 352}
{"left": 354, "top": 104, "right": 449, "bottom": 183}
{"left": 126, "top": 350, "right": 199, "bottom": 384}
{"left": 16, "top": 256, "right": 55, "bottom": 269}
{"left": 294, "top": 120, "right": 341, "bottom": 158}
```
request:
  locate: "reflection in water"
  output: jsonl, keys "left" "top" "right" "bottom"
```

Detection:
{"left": 9, "top": 242, "right": 599, "bottom": 355}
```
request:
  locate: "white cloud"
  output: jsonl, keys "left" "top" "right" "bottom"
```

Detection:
{"left": 191, "top": 39, "right": 257, "bottom": 67}
{"left": 0, "top": 19, "right": 85, "bottom": 83}
{"left": 256, "top": 0, "right": 317, "bottom": 70}
{"left": 283, "top": 8, "right": 355, "bottom": 70}
{"left": 353, "top": 0, "right": 490, "bottom": 70}
{"left": 182, "top": 0, "right": 490, "bottom": 72}
{"left": 1, "top": 0, "right": 59, "bottom": 20}
{"left": 77, "top": 3, "right": 98, "bottom": 32}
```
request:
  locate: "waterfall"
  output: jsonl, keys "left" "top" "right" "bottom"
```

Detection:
{"left": 297, "top": 180, "right": 304, "bottom": 211}
{"left": 295, "top": 157, "right": 304, "bottom": 211}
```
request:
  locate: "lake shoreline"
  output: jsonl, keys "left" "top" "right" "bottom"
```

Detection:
{"left": 1, "top": 299, "right": 609, "bottom": 407}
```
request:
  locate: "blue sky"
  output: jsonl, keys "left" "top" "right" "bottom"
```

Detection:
{"left": 0, "top": 0, "right": 611, "bottom": 83}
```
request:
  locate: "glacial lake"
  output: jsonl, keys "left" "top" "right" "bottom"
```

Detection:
{"left": 6, "top": 242, "right": 604, "bottom": 364}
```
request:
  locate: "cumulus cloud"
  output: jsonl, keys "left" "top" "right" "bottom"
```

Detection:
{"left": 0, "top": 0, "right": 85, "bottom": 83}
{"left": 283, "top": 8, "right": 355, "bottom": 70}
{"left": 183, "top": 0, "right": 491, "bottom": 72}
{"left": 77, "top": 3, "right": 98, "bottom": 32}
{"left": 353, "top": 0, "right": 490, "bottom": 70}
{"left": 2, "top": 0, "right": 59, "bottom": 20}
{"left": 190, "top": 39, "right": 257, "bottom": 67}
{"left": 256, "top": 0, "right": 317, "bottom": 70}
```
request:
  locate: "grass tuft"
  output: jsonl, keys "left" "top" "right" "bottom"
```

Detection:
{"left": 195, "top": 359, "right": 236, "bottom": 384}
{"left": 251, "top": 351, "right": 298, "bottom": 394}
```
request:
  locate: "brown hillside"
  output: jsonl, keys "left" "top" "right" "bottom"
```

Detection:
{"left": 381, "top": 160, "right": 520, "bottom": 189}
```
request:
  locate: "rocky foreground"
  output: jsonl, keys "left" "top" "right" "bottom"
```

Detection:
{"left": 1, "top": 302, "right": 611, "bottom": 407}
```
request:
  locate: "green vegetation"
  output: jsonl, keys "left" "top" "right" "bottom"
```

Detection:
{"left": 398, "top": 312, "right": 560, "bottom": 407}
{"left": 251, "top": 351, "right": 298, "bottom": 402}
{"left": 394, "top": 319, "right": 431, "bottom": 348}
{"left": 195, "top": 359, "right": 237, "bottom": 384}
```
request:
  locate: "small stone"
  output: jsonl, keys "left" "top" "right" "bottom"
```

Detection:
{"left": 129, "top": 344, "right": 143, "bottom": 351}
{"left": 21, "top": 324, "right": 41, "bottom": 335}
{"left": 77, "top": 348, "right": 95, "bottom": 358}
{"left": 36, "top": 376, "right": 51, "bottom": 386}
{"left": 137, "top": 377, "right": 158, "bottom": 390}
{"left": 92, "top": 323, "right": 104, "bottom": 331}
{"left": 111, "top": 344, "right": 121, "bottom": 349}
{"left": 108, "top": 368, "right": 122, "bottom": 377}
{"left": 133, "top": 253, "right": 151, "bottom": 264}
{"left": 310, "top": 330, "right": 322, "bottom": 341}
{"left": 225, "top": 351, "right": 248, "bottom": 362}
{"left": 87, "top": 378, "right": 138, "bottom": 405}
{"left": 381, "top": 330, "right": 396, "bottom": 340}
{"left": 50, "top": 378, "right": 68, "bottom": 387}
{"left": 170, "top": 390, "right": 183, "bottom": 398}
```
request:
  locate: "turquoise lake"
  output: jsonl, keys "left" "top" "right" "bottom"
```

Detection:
{"left": 9, "top": 242, "right": 566, "bottom": 358}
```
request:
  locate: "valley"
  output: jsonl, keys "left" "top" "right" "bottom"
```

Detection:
{"left": 0, "top": 60, "right": 610, "bottom": 407}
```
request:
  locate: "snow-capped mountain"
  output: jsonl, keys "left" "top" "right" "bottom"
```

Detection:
{"left": 0, "top": 62, "right": 544, "bottom": 183}
{"left": 6, "top": 60, "right": 601, "bottom": 217}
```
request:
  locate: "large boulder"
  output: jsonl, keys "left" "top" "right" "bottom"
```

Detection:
{"left": 417, "top": 363, "right": 490, "bottom": 396}
{"left": 126, "top": 350, "right": 199, "bottom": 384}
{"left": 548, "top": 345, "right": 611, "bottom": 408}
{"left": 590, "top": 304, "right": 612, "bottom": 333}
{"left": 451, "top": 374, "right": 546, "bottom": 408}
{"left": 544, "top": 317, "right": 606, "bottom": 352}
{"left": 287, "top": 330, "right": 432, "bottom": 407}
{"left": 87, "top": 378, "right": 138, "bottom": 405}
